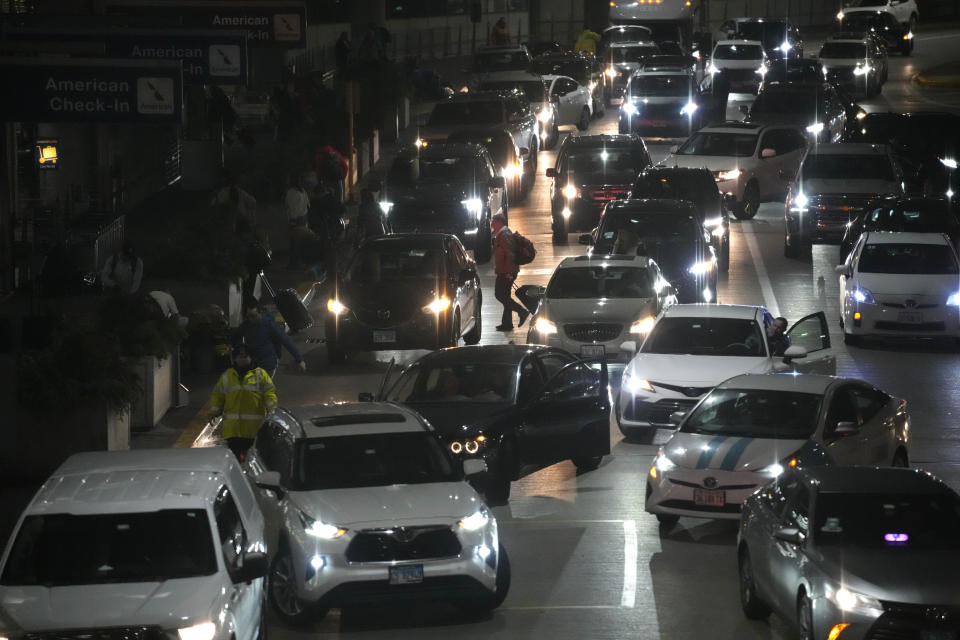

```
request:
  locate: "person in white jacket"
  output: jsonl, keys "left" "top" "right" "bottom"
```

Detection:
{"left": 100, "top": 240, "right": 143, "bottom": 294}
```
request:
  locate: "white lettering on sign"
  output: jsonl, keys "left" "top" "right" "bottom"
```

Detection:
{"left": 131, "top": 44, "right": 204, "bottom": 59}
{"left": 49, "top": 97, "right": 131, "bottom": 113}
{"left": 212, "top": 14, "right": 269, "bottom": 26}
{"left": 45, "top": 77, "right": 130, "bottom": 93}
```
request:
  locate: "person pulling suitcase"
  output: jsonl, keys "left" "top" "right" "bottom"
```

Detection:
{"left": 236, "top": 295, "right": 306, "bottom": 378}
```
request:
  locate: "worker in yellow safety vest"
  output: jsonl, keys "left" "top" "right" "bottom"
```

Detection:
{"left": 210, "top": 342, "right": 278, "bottom": 460}
{"left": 574, "top": 26, "right": 601, "bottom": 54}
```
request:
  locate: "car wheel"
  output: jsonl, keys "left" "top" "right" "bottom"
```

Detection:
{"left": 545, "top": 122, "right": 560, "bottom": 150}
{"left": 552, "top": 214, "right": 569, "bottom": 244}
{"left": 269, "top": 550, "right": 323, "bottom": 625}
{"left": 463, "top": 291, "right": 482, "bottom": 345}
{"left": 577, "top": 107, "right": 590, "bottom": 131}
{"left": 457, "top": 542, "right": 511, "bottom": 617}
{"left": 737, "top": 182, "right": 760, "bottom": 220}
{"left": 720, "top": 238, "right": 730, "bottom": 272}
{"left": 738, "top": 549, "right": 771, "bottom": 620}
{"left": 797, "top": 593, "right": 815, "bottom": 640}
{"left": 475, "top": 223, "right": 492, "bottom": 264}
{"left": 444, "top": 312, "right": 461, "bottom": 349}
{"left": 843, "top": 331, "right": 862, "bottom": 346}
{"left": 593, "top": 97, "right": 605, "bottom": 118}
{"left": 656, "top": 514, "right": 679, "bottom": 529}
{"left": 892, "top": 450, "right": 909, "bottom": 468}
{"left": 901, "top": 38, "right": 913, "bottom": 56}
{"left": 784, "top": 236, "right": 801, "bottom": 259}
{"left": 572, "top": 455, "right": 602, "bottom": 471}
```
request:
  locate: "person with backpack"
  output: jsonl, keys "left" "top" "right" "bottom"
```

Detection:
{"left": 491, "top": 213, "right": 529, "bottom": 331}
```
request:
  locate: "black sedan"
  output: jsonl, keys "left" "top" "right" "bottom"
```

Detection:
{"left": 840, "top": 196, "right": 960, "bottom": 260}
{"left": 324, "top": 234, "right": 482, "bottom": 363}
{"left": 840, "top": 10, "right": 914, "bottom": 55}
{"left": 368, "top": 345, "right": 611, "bottom": 504}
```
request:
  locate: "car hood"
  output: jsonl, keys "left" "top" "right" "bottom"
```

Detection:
{"left": 540, "top": 298, "right": 658, "bottom": 324}
{"left": 388, "top": 182, "right": 472, "bottom": 202}
{"left": 339, "top": 280, "right": 439, "bottom": 314}
{"left": 801, "top": 178, "right": 899, "bottom": 197}
{"left": 406, "top": 403, "right": 513, "bottom": 437}
{"left": 715, "top": 59, "right": 764, "bottom": 70}
{"left": 662, "top": 432, "right": 810, "bottom": 471}
{"left": 626, "top": 353, "right": 772, "bottom": 387}
{"left": 629, "top": 96, "right": 687, "bottom": 106}
{"left": 0, "top": 575, "right": 222, "bottom": 632}
{"left": 290, "top": 482, "right": 483, "bottom": 528}
{"left": 854, "top": 272, "right": 958, "bottom": 296}
{"left": 816, "top": 548, "right": 960, "bottom": 604}
{"left": 662, "top": 154, "right": 750, "bottom": 172}
{"left": 820, "top": 57, "right": 862, "bottom": 69}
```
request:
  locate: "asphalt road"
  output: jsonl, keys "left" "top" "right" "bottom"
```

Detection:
{"left": 9, "top": 28, "right": 947, "bottom": 640}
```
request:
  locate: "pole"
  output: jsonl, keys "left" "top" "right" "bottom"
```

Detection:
{"left": 0, "top": 123, "right": 16, "bottom": 293}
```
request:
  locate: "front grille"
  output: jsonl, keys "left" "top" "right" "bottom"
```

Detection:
{"left": 23, "top": 628, "right": 165, "bottom": 640}
{"left": 564, "top": 323, "right": 623, "bottom": 342}
{"left": 718, "top": 68, "right": 757, "bottom": 82}
{"left": 583, "top": 187, "right": 629, "bottom": 204}
{"left": 354, "top": 305, "right": 415, "bottom": 328}
{"left": 622, "top": 398, "right": 698, "bottom": 424}
{"left": 875, "top": 321, "right": 945, "bottom": 332}
{"left": 320, "top": 575, "right": 490, "bottom": 607}
{"left": 658, "top": 498, "right": 742, "bottom": 514}
{"left": 650, "top": 381, "right": 712, "bottom": 397}
{"left": 866, "top": 602, "right": 960, "bottom": 639}
{"left": 669, "top": 478, "right": 758, "bottom": 491}
{"left": 346, "top": 526, "right": 461, "bottom": 563}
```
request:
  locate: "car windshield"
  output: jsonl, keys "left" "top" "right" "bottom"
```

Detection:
{"left": 751, "top": 91, "right": 819, "bottom": 115}
{"left": 820, "top": 42, "right": 867, "bottom": 58}
{"left": 562, "top": 148, "right": 648, "bottom": 184}
{"left": 682, "top": 389, "right": 823, "bottom": 438}
{"left": 736, "top": 22, "right": 788, "bottom": 50}
{"left": 388, "top": 362, "right": 519, "bottom": 404}
{"left": 814, "top": 492, "right": 960, "bottom": 550}
{"left": 841, "top": 13, "right": 887, "bottom": 31}
{"left": 530, "top": 60, "right": 590, "bottom": 84}
{"left": 858, "top": 243, "right": 959, "bottom": 274}
{"left": 546, "top": 266, "right": 655, "bottom": 299}
{"left": 632, "top": 173, "right": 720, "bottom": 214}
{"left": 447, "top": 132, "right": 511, "bottom": 166}
{"left": 713, "top": 43, "right": 764, "bottom": 60}
{"left": 479, "top": 80, "right": 547, "bottom": 104}
{"left": 642, "top": 316, "right": 766, "bottom": 356}
{"left": 595, "top": 213, "right": 701, "bottom": 252}
{"left": 346, "top": 245, "right": 439, "bottom": 282}
{"left": 389, "top": 155, "right": 477, "bottom": 184}
{"left": 0, "top": 510, "right": 217, "bottom": 586}
{"left": 677, "top": 132, "right": 758, "bottom": 157}
{"left": 765, "top": 61, "right": 825, "bottom": 83}
{"left": 850, "top": 0, "right": 892, "bottom": 6}
{"left": 429, "top": 101, "right": 503, "bottom": 126}
{"left": 611, "top": 45, "right": 659, "bottom": 63}
{"left": 473, "top": 51, "right": 529, "bottom": 72}
{"left": 291, "top": 433, "right": 458, "bottom": 491}
{"left": 603, "top": 26, "right": 653, "bottom": 45}
{"left": 630, "top": 75, "right": 693, "bottom": 97}
{"left": 802, "top": 154, "right": 893, "bottom": 181}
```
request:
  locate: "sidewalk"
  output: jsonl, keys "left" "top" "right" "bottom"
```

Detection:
{"left": 914, "top": 60, "right": 960, "bottom": 88}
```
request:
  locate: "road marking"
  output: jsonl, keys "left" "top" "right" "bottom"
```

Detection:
{"left": 743, "top": 222, "right": 780, "bottom": 317}
{"left": 621, "top": 519, "right": 637, "bottom": 608}
{"left": 506, "top": 605, "right": 624, "bottom": 611}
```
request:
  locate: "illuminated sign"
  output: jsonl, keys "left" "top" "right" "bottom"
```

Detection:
{"left": 35, "top": 139, "right": 58, "bottom": 169}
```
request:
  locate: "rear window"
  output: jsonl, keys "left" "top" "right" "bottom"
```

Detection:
{"left": 546, "top": 266, "right": 655, "bottom": 299}
{"left": 820, "top": 42, "right": 867, "bottom": 58}
{"left": 632, "top": 172, "right": 719, "bottom": 212}
{"left": 713, "top": 43, "right": 764, "bottom": 60}
{"left": 630, "top": 75, "right": 693, "bottom": 97}
{"left": 478, "top": 80, "right": 547, "bottom": 104}
{"left": 802, "top": 153, "right": 893, "bottom": 181}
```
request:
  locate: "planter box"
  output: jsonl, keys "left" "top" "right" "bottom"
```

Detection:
{"left": 130, "top": 354, "right": 176, "bottom": 431}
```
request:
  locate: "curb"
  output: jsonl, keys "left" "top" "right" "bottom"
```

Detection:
{"left": 173, "top": 402, "right": 212, "bottom": 448}
{"left": 914, "top": 74, "right": 960, "bottom": 88}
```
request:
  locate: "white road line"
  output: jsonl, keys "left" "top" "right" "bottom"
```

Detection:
{"left": 743, "top": 222, "right": 780, "bottom": 317}
{"left": 621, "top": 519, "right": 637, "bottom": 608}
{"left": 506, "top": 605, "right": 624, "bottom": 611}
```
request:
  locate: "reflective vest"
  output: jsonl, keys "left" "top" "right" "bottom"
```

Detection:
{"left": 209, "top": 367, "right": 278, "bottom": 439}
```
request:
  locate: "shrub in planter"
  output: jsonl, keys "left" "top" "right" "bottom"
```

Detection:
{"left": 98, "top": 293, "right": 186, "bottom": 360}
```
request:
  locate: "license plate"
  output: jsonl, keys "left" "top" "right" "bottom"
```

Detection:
{"left": 922, "top": 631, "right": 957, "bottom": 640}
{"left": 581, "top": 344, "right": 605, "bottom": 358}
{"left": 373, "top": 330, "right": 396, "bottom": 343}
{"left": 693, "top": 489, "right": 726, "bottom": 507}
{"left": 898, "top": 311, "right": 923, "bottom": 324}
{"left": 389, "top": 564, "right": 423, "bottom": 585}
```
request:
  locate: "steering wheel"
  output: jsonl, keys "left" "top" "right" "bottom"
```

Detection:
{"left": 723, "top": 342, "right": 753, "bottom": 356}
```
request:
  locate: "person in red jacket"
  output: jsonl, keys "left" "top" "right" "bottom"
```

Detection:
{"left": 491, "top": 213, "right": 529, "bottom": 331}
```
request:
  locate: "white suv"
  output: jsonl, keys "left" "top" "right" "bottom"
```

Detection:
{"left": 245, "top": 402, "right": 509, "bottom": 624}
{"left": 0, "top": 448, "right": 268, "bottom": 640}
{"left": 707, "top": 39, "right": 768, "bottom": 95}
{"left": 662, "top": 121, "right": 808, "bottom": 219}
{"left": 840, "top": 0, "right": 918, "bottom": 29}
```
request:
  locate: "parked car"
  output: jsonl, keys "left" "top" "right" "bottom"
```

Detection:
{"left": 477, "top": 73, "right": 559, "bottom": 149}
{"left": 0, "top": 449, "right": 268, "bottom": 640}
{"left": 546, "top": 133, "right": 651, "bottom": 242}
{"left": 818, "top": 36, "right": 888, "bottom": 97}
{"left": 737, "top": 466, "right": 958, "bottom": 640}
{"left": 617, "top": 304, "right": 836, "bottom": 438}
{"left": 784, "top": 143, "right": 904, "bottom": 257}
{"left": 619, "top": 68, "right": 706, "bottom": 136}
{"left": 580, "top": 199, "right": 718, "bottom": 303}
{"left": 375, "top": 344, "right": 611, "bottom": 504}
{"left": 837, "top": 231, "right": 960, "bottom": 345}
{"left": 471, "top": 44, "right": 533, "bottom": 79}
{"left": 840, "top": 9, "right": 915, "bottom": 55}
{"left": 448, "top": 127, "right": 532, "bottom": 203}
{"left": 646, "top": 372, "right": 910, "bottom": 527}
{"left": 840, "top": 195, "right": 960, "bottom": 260}
{"left": 526, "top": 254, "right": 677, "bottom": 361}
{"left": 324, "top": 234, "right": 483, "bottom": 363}
{"left": 245, "top": 402, "right": 509, "bottom": 623}
{"left": 662, "top": 121, "right": 808, "bottom": 219}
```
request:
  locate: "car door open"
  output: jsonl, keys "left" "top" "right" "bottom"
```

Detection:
{"left": 783, "top": 311, "right": 836, "bottom": 374}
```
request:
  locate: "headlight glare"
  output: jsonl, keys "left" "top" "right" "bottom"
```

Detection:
{"left": 461, "top": 198, "right": 484, "bottom": 218}
{"left": 829, "top": 586, "right": 884, "bottom": 614}
{"left": 941, "top": 158, "right": 958, "bottom": 169}
{"left": 622, "top": 101, "right": 638, "bottom": 115}
{"left": 458, "top": 509, "right": 490, "bottom": 531}
{"left": 562, "top": 184, "right": 579, "bottom": 199}
{"left": 534, "top": 317, "right": 558, "bottom": 334}
{"left": 853, "top": 287, "right": 875, "bottom": 304}
{"left": 327, "top": 299, "right": 347, "bottom": 315}
{"left": 947, "top": 291, "right": 960, "bottom": 306}
{"left": 605, "top": 66, "right": 618, "bottom": 78}
{"left": 680, "top": 101, "right": 698, "bottom": 115}
{"left": 779, "top": 41, "right": 792, "bottom": 53}
{"left": 624, "top": 372, "right": 653, "bottom": 394}
{"left": 300, "top": 512, "right": 347, "bottom": 539}
{"left": 805, "top": 122, "right": 825, "bottom": 134}
{"left": 538, "top": 108, "right": 552, "bottom": 123}
{"left": 687, "top": 259, "right": 714, "bottom": 275}
{"left": 178, "top": 623, "right": 216, "bottom": 640}
{"left": 378, "top": 201, "right": 394, "bottom": 215}
{"left": 630, "top": 315, "right": 656, "bottom": 334}
{"left": 717, "top": 168, "right": 741, "bottom": 181}
{"left": 423, "top": 296, "right": 452, "bottom": 314}
{"left": 853, "top": 65, "right": 872, "bottom": 76}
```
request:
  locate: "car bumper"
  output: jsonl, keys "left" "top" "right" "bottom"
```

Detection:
{"left": 786, "top": 211, "right": 855, "bottom": 245}
{"left": 326, "top": 313, "right": 447, "bottom": 351}
{"left": 844, "top": 304, "right": 960, "bottom": 337}
{"left": 646, "top": 467, "right": 774, "bottom": 520}
{"left": 619, "top": 113, "right": 691, "bottom": 135}
{"left": 526, "top": 330, "right": 636, "bottom": 362}
{"left": 390, "top": 221, "right": 481, "bottom": 248}
{"left": 618, "top": 392, "right": 704, "bottom": 428}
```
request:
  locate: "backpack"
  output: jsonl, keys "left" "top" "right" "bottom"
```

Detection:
{"left": 513, "top": 232, "right": 536, "bottom": 265}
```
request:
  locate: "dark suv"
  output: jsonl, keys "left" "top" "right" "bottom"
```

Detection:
{"left": 746, "top": 82, "right": 848, "bottom": 143}
{"left": 417, "top": 91, "right": 540, "bottom": 160}
{"left": 324, "top": 234, "right": 483, "bottom": 364}
{"left": 631, "top": 167, "right": 732, "bottom": 271}
{"left": 546, "top": 134, "right": 651, "bottom": 243}
{"left": 382, "top": 143, "right": 506, "bottom": 263}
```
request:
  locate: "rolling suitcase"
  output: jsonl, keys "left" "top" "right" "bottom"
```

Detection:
{"left": 260, "top": 271, "right": 313, "bottom": 334}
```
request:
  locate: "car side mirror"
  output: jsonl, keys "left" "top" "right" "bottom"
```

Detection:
{"left": 761, "top": 148, "right": 777, "bottom": 159}
{"left": 489, "top": 176, "right": 507, "bottom": 189}
{"left": 739, "top": 104, "right": 750, "bottom": 116}
{"left": 578, "top": 233, "right": 594, "bottom": 246}
{"left": 459, "top": 268, "right": 475, "bottom": 285}
{"left": 782, "top": 345, "right": 808, "bottom": 363}
{"left": 669, "top": 410, "right": 686, "bottom": 426}
{"left": 358, "top": 391, "right": 374, "bottom": 402}
{"left": 546, "top": 167, "right": 558, "bottom": 178}
{"left": 835, "top": 264, "right": 852, "bottom": 277}
{"left": 229, "top": 552, "right": 269, "bottom": 584}
{"left": 773, "top": 527, "right": 803, "bottom": 545}
{"left": 619, "top": 340, "right": 638, "bottom": 354}
{"left": 463, "top": 458, "right": 487, "bottom": 475}
{"left": 834, "top": 420, "right": 860, "bottom": 436}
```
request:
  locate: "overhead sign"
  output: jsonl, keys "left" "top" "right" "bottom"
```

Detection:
{"left": 104, "top": 1, "right": 307, "bottom": 48}
{"left": 0, "top": 58, "right": 182, "bottom": 123}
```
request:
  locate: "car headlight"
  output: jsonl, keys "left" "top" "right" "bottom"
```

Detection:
{"left": 836, "top": 10, "right": 845, "bottom": 20}
{"left": 649, "top": 451, "right": 676, "bottom": 478}
{"left": 378, "top": 201, "right": 393, "bottom": 215}
{"left": 717, "top": 168, "right": 741, "bottom": 181}
{"left": 789, "top": 192, "right": 809, "bottom": 212}
{"left": 327, "top": 299, "right": 348, "bottom": 315}
{"left": 904, "top": 31, "right": 914, "bottom": 39}
{"left": 534, "top": 317, "right": 558, "bottom": 334}
{"left": 300, "top": 512, "right": 347, "bottom": 539}
{"left": 501, "top": 163, "right": 521, "bottom": 179}
{"left": 827, "top": 585, "right": 884, "bottom": 615}
{"left": 754, "top": 64, "right": 767, "bottom": 75}
{"left": 853, "top": 65, "right": 872, "bottom": 76}
{"left": 538, "top": 108, "right": 552, "bottom": 123}
{"left": 414, "top": 138, "right": 427, "bottom": 148}
{"left": 605, "top": 66, "right": 618, "bottom": 78}
{"left": 178, "top": 623, "right": 216, "bottom": 640}
{"left": 622, "top": 101, "right": 638, "bottom": 115}
{"left": 707, "top": 63, "right": 719, "bottom": 74}
{"left": 853, "top": 287, "right": 875, "bottom": 304}
{"left": 805, "top": 122, "right": 825, "bottom": 135}
{"left": 941, "top": 157, "right": 958, "bottom": 169}
{"left": 630, "top": 315, "right": 656, "bottom": 334}
{"left": 779, "top": 41, "right": 792, "bottom": 54}
{"left": 680, "top": 101, "right": 698, "bottom": 115}
{"left": 422, "top": 296, "right": 451, "bottom": 314}
{"left": 457, "top": 508, "right": 490, "bottom": 531}
{"left": 703, "top": 216, "right": 724, "bottom": 229}
{"left": 856, "top": 110, "right": 867, "bottom": 120}
{"left": 461, "top": 198, "right": 484, "bottom": 218}
{"left": 562, "top": 184, "right": 579, "bottom": 200}
{"left": 947, "top": 291, "right": 960, "bottom": 306}
{"left": 687, "top": 259, "right": 714, "bottom": 275}
{"left": 624, "top": 372, "right": 654, "bottom": 394}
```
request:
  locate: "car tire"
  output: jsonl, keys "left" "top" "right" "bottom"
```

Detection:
{"left": 736, "top": 182, "right": 760, "bottom": 220}
{"left": 577, "top": 107, "right": 590, "bottom": 131}
{"left": 593, "top": 97, "right": 605, "bottom": 118}
{"left": 901, "top": 38, "right": 913, "bottom": 56}
{"left": 269, "top": 549, "right": 324, "bottom": 626}
{"left": 464, "top": 290, "right": 482, "bottom": 345}
{"left": 545, "top": 122, "right": 560, "bottom": 150}
{"left": 738, "top": 549, "right": 771, "bottom": 620}
{"left": 843, "top": 331, "right": 862, "bottom": 346}
{"left": 720, "top": 238, "right": 730, "bottom": 272}
{"left": 475, "top": 223, "right": 493, "bottom": 264}
{"left": 892, "top": 450, "right": 910, "bottom": 467}
{"left": 572, "top": 455, "right": 602, "bottom": 471}
{"left": 784, "top": 236, "right": 801, "bottom": 259}
{"left": 457, "top": 542, "right": 512, "bottom": 617}
{"left": 797, "top": 593, "right": 815, "bottom": 640}
{"left": 656, "top": 514, "right": 679, "bottom": 529}
{"left": 552, "top": 215, "right": 569, "bottom": 244}
{"left": 444, "top": 312, "right": 461, "bottom": 349}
